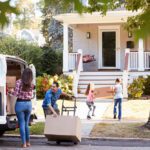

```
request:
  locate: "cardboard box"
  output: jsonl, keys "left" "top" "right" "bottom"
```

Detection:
{"left": 44, "top": 116, "right": 81, "bottom": 143}
{"left": 7, "top": 95, "right": 16, "bottom": 115}
{"left": 6, "top": 76, "right": 16, "bottom": 88}
{"left": 94, "top": 86, "right": 114, "bottom": 99}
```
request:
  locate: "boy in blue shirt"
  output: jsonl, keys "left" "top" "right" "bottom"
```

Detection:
{"left": 42, "top": 82, "right": 70, "bottom": 118}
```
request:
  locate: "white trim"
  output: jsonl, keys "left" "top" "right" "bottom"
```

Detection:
{"left": 138, "top": 39, "right": 144, "bottom": 71}
{"left": 53, "top": 10, "right": 141, "bottom": 24}
{"left": 98, "top": 25, "right": 121, "bottom": 69}
{"left": 63, "top": 23, "right": 69, "bottom": 72}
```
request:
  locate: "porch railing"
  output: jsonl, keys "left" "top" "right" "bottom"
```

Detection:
{"left": 129, "top": 51, "right": 138, "bottom": 70}
{"left": 144, "top": 52, "right": 150, "bottom": 69}
{"left": 129, "top": 51, "right": 150, "bottom": 70}
{"left": 68, "top": 53, "right": 79, "bottom": 71}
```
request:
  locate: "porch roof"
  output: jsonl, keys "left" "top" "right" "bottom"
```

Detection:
{"left": 53, "top": 10, "right": 140, "bottom": 25}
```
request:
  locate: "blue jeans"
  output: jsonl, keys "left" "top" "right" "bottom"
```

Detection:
{"left": 113, "top": 98, "right": 122, "bottom": 120}
{"left": 15, "top": 101, "right": 32, "bottom": 144}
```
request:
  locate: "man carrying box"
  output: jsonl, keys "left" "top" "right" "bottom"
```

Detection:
{"left": 42, "top": 81, "right": 71, "bottom": 118}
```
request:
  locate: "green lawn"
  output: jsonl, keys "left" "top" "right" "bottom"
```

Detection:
{"left": 103, "top": 100, "right": 150, "bottom": 120}
{"left": 91, "top": 123, "right": 150, "bottom": 138}
{"left": 6, "top": 122, "right": 44, "bottom": 135}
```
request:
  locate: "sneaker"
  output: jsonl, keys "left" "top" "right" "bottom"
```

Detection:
{"left": 87, "top": 115, "right": 91, "bottom": 119}
{"left": 113, "top": 114, "right": 116, "bottom": 119}
{"left": 118, "top": 118, "right": 121, "bottom": 121}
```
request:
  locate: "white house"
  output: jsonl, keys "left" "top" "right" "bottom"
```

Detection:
{"left": 54, "top": 1, "right": 150, "bottom": 100}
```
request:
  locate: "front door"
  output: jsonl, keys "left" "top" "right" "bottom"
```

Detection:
{"left": 99, "top": 26, "right": 120, "bottom": 69}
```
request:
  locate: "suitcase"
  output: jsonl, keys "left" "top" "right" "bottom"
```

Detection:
{"left": 94, "top": 86, "right": 114, "bottom": 99}
{"left": 44, "top": 115, "right": 81, "bottom": 144}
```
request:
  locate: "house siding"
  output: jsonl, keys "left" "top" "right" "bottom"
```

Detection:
{"left": 72, "top": 23, "right": 149, "bottom": 71}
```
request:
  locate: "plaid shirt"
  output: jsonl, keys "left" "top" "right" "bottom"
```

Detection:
{"left": 12, "top": 79, "right": 33, "bottom": 100}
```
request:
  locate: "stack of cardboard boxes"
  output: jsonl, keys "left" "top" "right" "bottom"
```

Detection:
{"left": 6, "top": 76, "right": 16, "bottom": 115}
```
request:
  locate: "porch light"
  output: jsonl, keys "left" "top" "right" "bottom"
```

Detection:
{"left": 86, "top": 32, "right": 91, "bottom": 39}
{"left": 128, "top": 31, "right": 132, "bottom": 38}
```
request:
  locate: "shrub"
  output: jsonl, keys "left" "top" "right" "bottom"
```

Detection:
{"left": 36, "top": 74, "right": 73, "bottom": 99}
{"left": 0, "top": 37, "right": 43, "bottom": 75}
{"left": 128, "top": 77, "right": 145, "bottom": 99}
{"left": 143, "top": 76, "right": 150, "bottom": 95}
{"left": 40, "top": 47, "right": 63, "bottom": 75}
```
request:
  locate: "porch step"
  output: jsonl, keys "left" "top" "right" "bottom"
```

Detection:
{"left": 79, "top": 80, "right": 116, "bottom": 85}
{"left": 80, "top": 71, "right": 123, "bottom": 76}
{"left": 77, "top": 71, "right": 123, "bottom": 100}
{"left": 80, "top": 76, "right": 122, "bottom": 80}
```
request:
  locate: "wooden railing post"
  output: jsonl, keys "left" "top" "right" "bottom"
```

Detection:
{"left": 72, "top": 49, "right": 83, "bottom": 97}
{"left": 123, "top": 48, "right": 130, "bottom": 98}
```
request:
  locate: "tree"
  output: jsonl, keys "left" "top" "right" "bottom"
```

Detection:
{"left": 0, "top": 37, "right": 43, "bottom": 75}
{"left": 40, "top": 46, "right": 63, "bottom": 75}
{"left": 0, "top": 0, "right": 19, "bottom": 27}
{"left": 41, "top": 0, "right": 73, "bottom": 50}
{"left": 13, "top": 0, "right": 42, "bottom": 30}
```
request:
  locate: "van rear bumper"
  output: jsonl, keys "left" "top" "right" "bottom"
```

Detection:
{"left": 0, "top": 116, "right": 17, "bottom": 131}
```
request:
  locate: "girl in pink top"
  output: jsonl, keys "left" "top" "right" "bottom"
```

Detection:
{"left": 85, "top": 83, "right": 96, "bottom": 119}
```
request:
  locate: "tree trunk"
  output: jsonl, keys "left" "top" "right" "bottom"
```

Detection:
{"left": 144, "top": 112, "right": 150, "bottom": 129}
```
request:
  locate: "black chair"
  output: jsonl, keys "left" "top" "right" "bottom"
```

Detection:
{"left": 61, "top": 97, "right": 77, "bottom": 116}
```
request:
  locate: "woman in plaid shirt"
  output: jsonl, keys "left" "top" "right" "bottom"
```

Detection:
{"left": 9, "top": 68, "right": 34, "bottom": 148}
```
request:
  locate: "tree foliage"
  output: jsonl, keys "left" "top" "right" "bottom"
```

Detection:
{"left": 0, "top": 0, "right": 19, "bottom": 27}
{"left": 0, "top": 37, "right": 63, "bottom": 75}
{"left": 0, "top": 37, "right": 43, "bottom": 75}
{"left": 40, "top": 46, "right": 63, "bottom": 75}
{"left": 14, "top": 0, "right": 38, "bottom": 30}
{"left": 41, "top": 0, "right": 73, "bottom": 50}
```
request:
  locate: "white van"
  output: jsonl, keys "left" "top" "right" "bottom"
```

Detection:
{"left": 0, "top": 54, "right": 37, "bottom": 136}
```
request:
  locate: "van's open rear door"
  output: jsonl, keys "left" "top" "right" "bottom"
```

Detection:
{"left": 29, "top": 64, "right": 37, "bottom": 116}
{"left": 0, "top": 55, "right": 7, "bottom": 124}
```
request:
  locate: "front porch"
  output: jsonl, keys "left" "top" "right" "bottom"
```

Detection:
{"left": 54, "top": 10, "right": 150, "bottom": 98}
{"left": 68, "top": 50, "right": 150, "bottom": 72}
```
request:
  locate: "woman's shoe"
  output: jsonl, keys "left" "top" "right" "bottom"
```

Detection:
{"left": 87, "top": 115, "right": 91, "bottom": 119}
{"left": 113, "top": 114, "right": 116, "bottom": 119}
{"left": 92, "top": 114, "right": 95, "bottom": 116}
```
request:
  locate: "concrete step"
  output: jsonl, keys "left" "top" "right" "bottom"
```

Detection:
{"left": 79, "top": 76, "right": 123, "bottom": 80}
{"left": 79, "top": 80, "right": 116, "bottom": 85}
{"left": 78, "top": 84, "right": 114, "bottom": 89}
{"left": 80, "top": 71, "right": 123, "bottom": 76}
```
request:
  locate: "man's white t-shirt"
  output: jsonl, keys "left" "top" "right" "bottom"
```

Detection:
{"left": 114, "top": 84, "right": 123, "bottom": 99}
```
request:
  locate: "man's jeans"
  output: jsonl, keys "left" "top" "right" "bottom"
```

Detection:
{"left": 113, "top": 98, "right": 122, "bottom": 120}
{"left": 15, "top": 101, "right": 32, "bottom": 144}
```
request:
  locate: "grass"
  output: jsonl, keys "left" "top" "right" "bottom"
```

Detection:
{"left": 6, "top": 122, "right": 44, "bottom": 135}
{"left": 103, "top": 100, "right": 150, "bottom": 120}
{"left": 91, "top": 123, "right": 150, "bottom": 139}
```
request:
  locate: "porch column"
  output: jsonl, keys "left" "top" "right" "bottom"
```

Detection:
{"left": 63, "top": 23, "right": 69, "bottom": 72}
{"left": 138, "top": 38, "right": 144, "bottom": 71}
